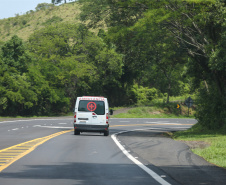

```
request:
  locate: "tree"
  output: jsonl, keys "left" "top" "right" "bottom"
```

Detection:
{"left": 35, "top": 3, "right": 54, "bottom": 11}
{"left": 78, "top": 0, "right": 226, "bottom": 127}
{"left": 0, "top": 36, "right": 38, "bottom": 116}
{"left": 2, "top": 35, "right": 31, "bottom": 74}
{"left": 28, "top": 23, "right": 123, "bottom": 107}
{"left": 79, "top": 0, "right": 190, "bottom": 101}
{"left": 146, "top": 0, "right": 226, "bottom": 127}
{"left": 52, "top": 0, "right": 76, "bottom": 4}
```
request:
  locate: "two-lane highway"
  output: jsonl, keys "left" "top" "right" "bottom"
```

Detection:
{"left": 0, "top": 118, "right": 197, "bottom": 184}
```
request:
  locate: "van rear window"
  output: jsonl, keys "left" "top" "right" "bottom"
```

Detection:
{"left": 78, "top": 100, "right": 105, "bottom": 115}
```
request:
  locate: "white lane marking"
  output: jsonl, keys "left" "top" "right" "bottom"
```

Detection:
{"left": 12, "top": 128, "right": 19, "bottom": 131}
{"left": 172, "top": 127, "right": 191, "bottom": 129}
{"left": 145, "top": 122, "right": 195, "bottom": 126}
{"left": 58, "top": 123, "right": 67, "bottom": 125}
{"left": 0, "top": 118, "right": 72, "bottom": 124}
{"left": 157, "top": 123, "right": 182, "bottom": 125}
{"left": 145, "top": 121, "right": 169, "bottom": 123}
{"left": 111, "top": 130, "right": 171, "bottom": 185}
{"left": 33, "top": 125, "right": 72, "bottom": 129}
{"left": 145, "top": 122, "right": 182, "bottom": 125}
{"left": 119, "top": 121, "right": 130, "bottom": 123}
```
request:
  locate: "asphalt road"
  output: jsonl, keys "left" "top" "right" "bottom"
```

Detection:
{"left": 0, "top": 118, "right": 225, "bottom": 185}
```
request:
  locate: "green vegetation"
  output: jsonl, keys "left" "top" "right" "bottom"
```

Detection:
{"left": 0, "top": 1, "right": 225, "bottom": 131}
{"left": 78, "top": 0, "right": 225, "bottom": 129}
{"left": 0, "top": 2, "right": 80, "bottom": 41}
{"left": 112, "top": 103, "right": 195, "bottom": 118}
{"left": 173, "top": 124, "right": 226, "bottom": 169}
{"left": 0, "top": 23, "right": 122, "bottom": 116}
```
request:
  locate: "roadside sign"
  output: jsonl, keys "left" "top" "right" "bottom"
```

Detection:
{"left": 177, "top": 104, "right": 180, "bottom": 109}
{"left": 185, "top": 97, "right": 193, "bottom": 117}
{"left": 185, "top": 97, "right": 193, "bottom": 108}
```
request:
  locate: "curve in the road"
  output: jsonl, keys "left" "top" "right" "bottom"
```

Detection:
{"left": 112, "top": 129, "right": 171, "bottom": 185}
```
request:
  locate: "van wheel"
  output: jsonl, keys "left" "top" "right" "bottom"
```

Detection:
{"left": 74, "top": 129, "right": 80, "bottom": 135}
{"left": 104, "top": 130, "right": 109, "bottom": 136}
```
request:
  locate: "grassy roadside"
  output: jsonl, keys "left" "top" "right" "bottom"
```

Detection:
{"left": 111, "top": 104, "right": 195, "bottom": 118}
{"left": 172, "top": 124, "right": 226, "bottom": 169}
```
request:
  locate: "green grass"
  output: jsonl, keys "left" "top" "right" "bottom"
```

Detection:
{"left": 112, "top": 113, "right": 189, "bottom": 118}
{"left": 0, "top": 2, "right": 81, "bottom": 41}
{"left": 173, "top": 124, "right": 226, "bottom": 169}
{"left": 111, "top": 105, "right": 195, "bottom": 118}
{"left": 168, "top": 95, "right": 196, "bottom": 102}
{"left": 110, "top": 107, "right": 125, "bottom": 111}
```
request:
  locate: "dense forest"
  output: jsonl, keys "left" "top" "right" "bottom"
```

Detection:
{"left": 0, "top": 0, "right": 225, "bottom": 129}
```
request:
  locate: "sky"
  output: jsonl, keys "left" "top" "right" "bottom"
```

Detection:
{"left": 0, "top": 0, "right": 51, "bottom": 19}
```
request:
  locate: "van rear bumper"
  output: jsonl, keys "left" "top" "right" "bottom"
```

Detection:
{"left": 74, "top": 124, "right": 109, "bottom": 132}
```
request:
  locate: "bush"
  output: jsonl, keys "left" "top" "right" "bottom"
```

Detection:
{"left": 130, "top": 84, "right": 160, "bottom": 105}
{"left": 35, "top": 3, "right": 54, "bottom": 11}
{"left": 196, "top": 86, "right": 226, "bottom": 129}
{"left": 43, "top": 16, "right": 63, "bottom": 25}
{"left": 22, "top": 20, "right": 27, "bottom": 25}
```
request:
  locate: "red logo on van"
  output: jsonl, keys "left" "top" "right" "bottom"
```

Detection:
{"left": 87, "top": 102, "right": 97, "bottom": 112}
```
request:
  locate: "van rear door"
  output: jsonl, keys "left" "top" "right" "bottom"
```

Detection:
{"left": 77, "top": 100, "right": 106, "bottom": 125}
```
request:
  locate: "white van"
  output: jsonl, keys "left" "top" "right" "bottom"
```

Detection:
{"left": 73, "top": 96, "right": 110, "bottom": 136}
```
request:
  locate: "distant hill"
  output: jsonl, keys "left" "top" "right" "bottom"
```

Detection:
{"left": 0, "top": 2, "right": 81, "bottom": 42}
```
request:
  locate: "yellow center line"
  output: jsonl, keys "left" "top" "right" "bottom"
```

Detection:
{"left": 0, "top": 158, "right": 13, "bottom": 160}
{"left": 0, "top": 129, "right": 73, "bottom": 173}
{"left": 2, "top": 150, "right": 27, "bottom": 152}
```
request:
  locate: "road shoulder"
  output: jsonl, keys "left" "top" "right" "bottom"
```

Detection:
{"left": 117, "top": 130, "right": 226, "bottom": 185}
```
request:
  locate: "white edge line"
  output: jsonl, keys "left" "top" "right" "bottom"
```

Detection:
{"left": 111, "top": 129, "right": 171, "bottom": 185}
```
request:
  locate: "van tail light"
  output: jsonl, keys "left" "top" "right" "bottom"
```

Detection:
{"left": 74, "top": 112, "right": 77, "bottom": 123}
{"left": 106, "top": 113, "right": 109, "bottom": 124}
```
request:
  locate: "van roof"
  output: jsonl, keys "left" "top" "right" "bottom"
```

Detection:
{"left": 82, "top": 96, "right": 105, "bottom": 98}
{"left": 78, "top": 96, "right": 106, "bottom": 101}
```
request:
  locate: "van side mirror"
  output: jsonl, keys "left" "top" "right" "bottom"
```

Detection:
{"left": 110, "top": 109, "right": 113, "bottom": 115}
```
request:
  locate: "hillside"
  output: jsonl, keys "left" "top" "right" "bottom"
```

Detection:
{"left": 0, "top": 2, "right": 81, "bottom": 42}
